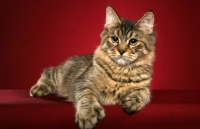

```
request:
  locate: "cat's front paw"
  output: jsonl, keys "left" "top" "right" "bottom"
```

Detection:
{"left": 122, "top": 97, "right": 142, "bottom": 114}
{"left": 122, "top": 89, "right": 150, "bottom": 114}
{"left": 75, "top": 103, "right": 105, "bottom": 129}
{"left": 30, "top": 84, "right": 51, "bottom": 97}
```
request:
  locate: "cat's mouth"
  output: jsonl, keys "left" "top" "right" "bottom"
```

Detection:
{"left": 113, "top": 56, "right": 133, "bottom": 66}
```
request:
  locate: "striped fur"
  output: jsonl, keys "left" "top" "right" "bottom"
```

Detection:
{"left": 30, "top": 6, "right": 156, "bottom": 129}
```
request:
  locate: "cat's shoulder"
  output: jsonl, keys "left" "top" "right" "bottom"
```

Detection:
{"left": 71, "top": 54, "right": 93, "bottom": 61}
{"left": 63, "top": 54, "right": 94, "bottom": 66}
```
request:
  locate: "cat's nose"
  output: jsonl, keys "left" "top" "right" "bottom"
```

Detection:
{"left": 118, "top": 44, "right": 127, "bottom": 55}
{"left": 118, "top": 49, "right": 126, "bottom": 55}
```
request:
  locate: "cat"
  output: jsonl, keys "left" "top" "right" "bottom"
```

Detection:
{"left": 30, "top": 6, "right": 156, "bottom": 129}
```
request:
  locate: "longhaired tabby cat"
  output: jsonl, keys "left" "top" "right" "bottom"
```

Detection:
{"left": 30, "top": 6, "right": 155, "bottom": 129}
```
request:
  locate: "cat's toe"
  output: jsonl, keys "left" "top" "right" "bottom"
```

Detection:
{"left": 94, "top": 106, "right": 106, "bottom": 120}
{"left": 123, "top": 105, "right": 139, "bottom": 115}
{"left": 75, "top": 113, "right": 97, "bottom": 129}
{"left": 122, "top": 99, "right": 142, "bottom": 115}
{"left": 75, "top": 105, "right": 105, "bottom": 129}
{"left": 30, "top": 84, "right": 51, "bottom": 97}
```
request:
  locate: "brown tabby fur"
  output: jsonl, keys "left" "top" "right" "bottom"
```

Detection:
{"left": 30, "top": 6, "right": 156, "bottom": 129}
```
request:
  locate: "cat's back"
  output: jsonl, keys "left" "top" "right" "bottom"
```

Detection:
{"left": 61, "top": 54, "right": 93, "bottom": 79}
{"left": 68, "top": 54, "right": 93, "bottom": 65}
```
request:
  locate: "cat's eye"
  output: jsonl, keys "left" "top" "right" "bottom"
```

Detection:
{"left": 129, "top": 38, "right": 138, "bottom": 45}
{"left": 111, "top": 36, "right": 119, "bottom": 43}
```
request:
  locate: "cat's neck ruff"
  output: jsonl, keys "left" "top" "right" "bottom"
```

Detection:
{"left": 93, "top": 46, "right": 153, "bottom": 88}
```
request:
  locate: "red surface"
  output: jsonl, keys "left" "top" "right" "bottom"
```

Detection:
{"left": 0, "top": 0, "right": 200, "bottom": 90}
{"left": 1, "top": 90, "right": 200, "bottom": 129}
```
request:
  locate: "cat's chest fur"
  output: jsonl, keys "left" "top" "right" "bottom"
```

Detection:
{"left": 92, "top": 58, "right": 151, "bottom": 105}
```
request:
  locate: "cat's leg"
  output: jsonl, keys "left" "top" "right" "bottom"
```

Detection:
{"left": 74, "top": 83, "right": 106, "bottom": 129}
{"left": 122, "top": 87, "right": 150, "bottom": 114}
{"left": 30, "top": 67, "right": 61, "bottom": 97}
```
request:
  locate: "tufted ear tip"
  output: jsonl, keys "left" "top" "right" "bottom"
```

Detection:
{"left": 105, "top": 6, "right": 121, "bottom": 28}
{"left": 136, "top": 12, "right": 155, "bottom": 34}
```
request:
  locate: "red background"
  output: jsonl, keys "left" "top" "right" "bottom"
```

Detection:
{"left": 0, "top": 0, "right": 199, "bottom": 90}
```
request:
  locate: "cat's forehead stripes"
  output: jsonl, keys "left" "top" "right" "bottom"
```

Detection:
{"left": 127, "top": 31, "right": 137, "bottom": 38}
{"left": 114, "top": 29, "right": 137, "bottom": 38}
{"left": 114, "top": 29, "right": 122, "bottom": 37}
{"left": 120, "top": 20, "right": 134, "bottom": 35}
{"left": 119, "top": 20, "right": 139, "bottom": 40}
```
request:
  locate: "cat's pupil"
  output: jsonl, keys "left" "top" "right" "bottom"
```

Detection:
{"left": 129, "top": 38, "right": 137, "bottom": 44}
{"left": 112, "top": 36, "right": 119, "bottom": 43}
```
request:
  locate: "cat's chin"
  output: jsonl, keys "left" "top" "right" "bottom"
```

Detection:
{"left": 114, "top": 57, "right": 132, "bottom": 66}
{"left": 116, "top": 58, "right": 128, "bottom": 65}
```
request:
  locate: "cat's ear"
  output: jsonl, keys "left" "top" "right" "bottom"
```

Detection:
{"left": 105, "top": 6, "right": 121, "bottom": 28}
{"left": 136, "top": 12, "right": 154, "bottom": 34}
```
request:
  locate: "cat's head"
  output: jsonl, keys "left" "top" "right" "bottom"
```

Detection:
{"left": 99, "top": 6, "right": 156, "bottom": 66}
